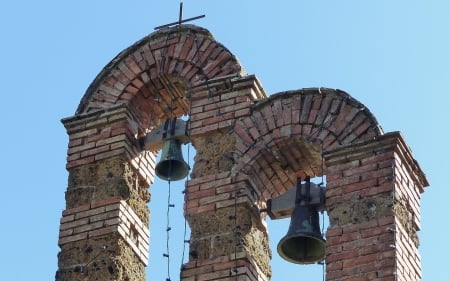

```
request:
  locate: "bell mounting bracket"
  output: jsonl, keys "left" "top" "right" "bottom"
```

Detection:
{"left": 266, "top": 177, "right": 326, "bottom": 220}
{"left": 141, "top": 118, "right": 190, "bottom": 151}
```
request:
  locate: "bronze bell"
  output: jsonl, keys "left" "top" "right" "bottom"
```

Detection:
{"left": 277, "top": 204, "right": 325, "bottom": 264}
{"left": 155, "top": 139, "right": 189, "bottom": 181}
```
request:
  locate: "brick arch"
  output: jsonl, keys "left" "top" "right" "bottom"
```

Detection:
{"left": 76, "top": 24, "right": 244, "bottom": 127}
{"left": 233, "top": 87, "right": 384, "bottom": 199}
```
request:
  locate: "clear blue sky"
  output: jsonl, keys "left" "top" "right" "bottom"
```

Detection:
{"left": 0, "top": 1, "right": 448, "bottom": 280}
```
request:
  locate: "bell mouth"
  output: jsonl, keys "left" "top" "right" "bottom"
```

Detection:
{"left": 155, "top": 159, "right": 189, "bottom": 181}
{"left": 276, "top": 203, "right": 326, "bottom": 264}
{"left": 277, "top": 234, "right": 325, "bottom": 264}
{"left": 155, "top": 139, "right": 189, "bottom": 181}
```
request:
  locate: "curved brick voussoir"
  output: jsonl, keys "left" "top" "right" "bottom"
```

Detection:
{"left": 234, "top": 87, "right": 384, "bottom": 198}
{"left": 237, "top": 88, "right": 383, "bottom": 152}
{"left": 76, "top": 25, "right": 245, "bottom": 116}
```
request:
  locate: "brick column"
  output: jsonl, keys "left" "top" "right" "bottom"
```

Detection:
{"left": 324, "top": 132, "right": 428, "bottom": 280}
{"left": 56, "top": 104, "right": 154, "bottom": 281}
{"left": 181, "top": 76, "right": 271, "bottom": 281}
{"left": 182, "top": 173, "right": 271, "bottom": 281}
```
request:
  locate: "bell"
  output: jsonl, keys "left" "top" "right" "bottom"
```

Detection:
{"left": 155, "top": 139, "right": 189, "bottom": 181}
{"left": 277, "top": 204, "right": 325, "bottom": 264}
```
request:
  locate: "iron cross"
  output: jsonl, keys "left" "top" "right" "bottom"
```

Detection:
{"left": 154, "top": 2, "right": 205, "bottom": 30}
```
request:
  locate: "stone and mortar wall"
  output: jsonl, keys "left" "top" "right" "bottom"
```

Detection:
{"left": 392, "top": 138, "right": 424, "bottom": 281}
{"left": 183, "top": 172, "right": 271, "bottom": 280}
{"left": 181, "top": 76, "right": 272, "bottom": 281}
{"left": 57, "top": 198, "right": 149, "bottom": 281}
{"left": 57, "top": 104, "right": 153, "bottom": 281}
{"left": 56, "top": 157, "right": 150, "bottom": 281}
{"left": 324, "top": 132, "right": 427, "bottom": 280}
{"left": 58, "top": 198, "right": 149, "bottom": 265}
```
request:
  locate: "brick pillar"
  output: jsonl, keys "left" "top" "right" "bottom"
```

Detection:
{"left": 182, "top": 173, "right": 271, "bottom": 281}
{"left": 324, "top": 132, "right": 428, "bottom": 280}
{"left": 181, "top": 76, "right": 271, "bottom": 281}
{"left": 56, "top": 104, "right": 154, "bottom": 281}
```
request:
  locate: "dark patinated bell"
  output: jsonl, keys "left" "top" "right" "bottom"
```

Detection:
{"left": 277, "top": 204, "right": 325, "bottom": 264}
{"left": 155, "top": 139, "right": 189, "bottom": 181}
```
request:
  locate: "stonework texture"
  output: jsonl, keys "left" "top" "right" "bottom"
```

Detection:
{"left": 324, "top": 133, "right": 427, "bottom": 280}
{"left": 57, "top": 24, "right": 428, "bottom": 281}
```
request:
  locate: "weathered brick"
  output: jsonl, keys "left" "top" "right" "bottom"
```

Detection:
{"left": 67, "top": 141, "right": 96, "bottom": 155}
{"left": 190, "top": 123, "right": 219, "bottom": 135}
{"left": 94, "top": 148, "right": 125, "bottom": 161}
{"left": 66, "top": 155, "right": 95, "bottom": 168}
{"left": 80, "top": 144, "right": 110, "bottom": 158}
{"left": 88, "top": 225, "right": 118, "bottom": 238}
{"left": 85, "top": 129, "right": 111, "bottom": 143}
{"left": 62, "top": 204, "right": 90, "bottom": 216}
{"left": 326, "top": 249, "right": 359, "bottom": 263}
{"left": 181, "top": 264, "right": 214, "bottom": 278}
{"left": 60, "top": 217, "right": 89, "bottom": 231}
{"left": 343, "top": 178, "right": 378, "bottom": 193}
{"left": 198, "top": 193, "right": 230, "bottom": 206}
{"left": 68, "top": 138, "right": 83, "bottom": 148}
{"left": 90, "top": 197, "right": 122, "bottom": 209}
{"left": 186, "top": 202, "right": 215, "bottom": 215}
{"left": 60, "top": 214, "right": 75, "bottom": 224}
{"left": 73, "top": 220, "right": 105, "bottom": 234}
{"left": 58, "top": 232, "right": 88, "bottom": 245}
{"left": 59, "top": 228, "right": 74, "bottom": 238}
{"left": 187, "top": 187, "right": 216, "bottom": 200}
{"left": 75, "top": 206, "right": 106, "bottom": 220}
{"left": 69, "top": 128, "right": 98, "bottom": 140}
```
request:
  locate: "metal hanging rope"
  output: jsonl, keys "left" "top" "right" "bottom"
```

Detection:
{"left": 320, "top": 141, "right": 326, "bottom": 281}
{"left": 231, "top": 185, "right": 242, "bottom": 279}
{"left": 163, "top": 58, "right": 176, "bottom": 281}
{"left": 180, "top": 99, "right": 192, "bottom": 268}
{"left": 164, "top": 179, "right": 173, "bottom": 281}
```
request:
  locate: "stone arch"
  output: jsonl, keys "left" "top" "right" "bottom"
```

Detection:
{"left": 233, "top": 88, "right": 384, "bottom": 199}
